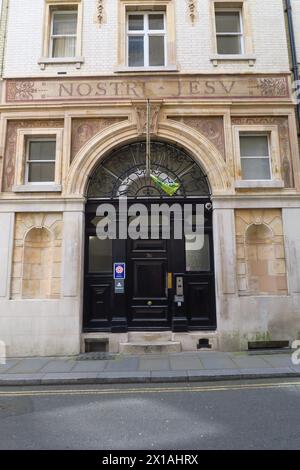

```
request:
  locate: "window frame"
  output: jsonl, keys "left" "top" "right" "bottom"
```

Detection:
{"left": 126, "top": 11, "right": 167, "bottom": 68}
{"left": 117, "top": 0, "right": 177, "bottom": 72}
{"left": 210, "top": 0, "right": 255, "bottom": 66}
{"left": 25, "top": 137, "right": 57, "bottom": 185}
{"left": 215, "top": 8, "right": 244, "bottom": 55}
{"left": 39, "top": 0, "right": 83, "bottom": 69}
{"left": 239, "top": 133, "right": 272, "bottom": 181}
{"left": 233, "top": 125, "right": 284, "bottom": 189}
{"left": 50, "top": 9, "right": 78, "bottom": 59}
{"left": 13, "top": 128, "right": 63, "bottom": 193}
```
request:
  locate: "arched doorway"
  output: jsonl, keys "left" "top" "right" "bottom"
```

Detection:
{"left": 84, "top": 141, "right": 216, "bottom": 332}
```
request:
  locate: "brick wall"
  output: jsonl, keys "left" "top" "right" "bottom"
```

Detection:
{"left": 4, "top": 0, "right": 290, "bottom": 77}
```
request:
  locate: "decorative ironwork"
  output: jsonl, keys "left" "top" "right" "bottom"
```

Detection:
{"left": 88, "top": 142, "right": 210, "bottom": 199}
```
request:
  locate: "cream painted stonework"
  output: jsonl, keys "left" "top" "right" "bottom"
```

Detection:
{"left": 235, "top": 209, "right": 288, "bottom": 296}
{"left": 11, "top": 213, "right": 63, "bottom": 300}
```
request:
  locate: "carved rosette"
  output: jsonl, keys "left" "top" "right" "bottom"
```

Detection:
{"left": 257, "top": 78, "right": 289, "bottom": 97}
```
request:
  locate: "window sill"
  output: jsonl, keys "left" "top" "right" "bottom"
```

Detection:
{"left": 114, "top": 65, "right": 179, "bottom": 73}
{"left": 13, "top": 184, "right": 62, "bottom": 193}
{"left": 210, "top": 54, "right": 256, "bottom": 67}
{"left": 38, "top": 57, "right": 84, "bottom": 70}
{"left": 235, "top": 180, "right": 285, "bottom": 189}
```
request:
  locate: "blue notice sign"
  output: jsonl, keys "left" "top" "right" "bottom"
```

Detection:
{"left": 114, "top": 263, "right": 126, "bottom": 280}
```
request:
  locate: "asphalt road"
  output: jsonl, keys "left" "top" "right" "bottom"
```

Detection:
{"left": 0, "top": 379, "right": 300, "bottom": 450}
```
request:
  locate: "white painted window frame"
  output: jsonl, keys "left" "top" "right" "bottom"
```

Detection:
{"left": 126, "top": 11, "right": 167, "bottom": 68}
{"left": 50, "top": 9, "right": 78, "bottom": 58}
{"left": 239, "top": 133, "right": 272, "bottom": 181}
{"left": 215, "top": 8, "right": 244, "bottom": 55}
{"left": 25, "top": 137, "right": 57, "bottom": 185}
{"left": 13, "top": 128, "right": 63, "bottom": 193}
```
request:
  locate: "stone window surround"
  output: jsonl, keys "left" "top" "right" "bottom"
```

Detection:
{"left": 116, "top": 0, "right": 177, "bottom": 73}
{"left": 13, "top": 128, "right": 63, "bottom": 193}
{"left": 210, "top": 0, "right": 256, "bottom": 67}
{"left": 232, "top": 124, "right": 284, "bottom": 189}
{"left": 38, "top": 0, "right": 84, "bottom": 70}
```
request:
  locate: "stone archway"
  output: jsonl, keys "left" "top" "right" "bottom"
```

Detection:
{"left": 65, "top": 120, "right": 232, "bottom": 197}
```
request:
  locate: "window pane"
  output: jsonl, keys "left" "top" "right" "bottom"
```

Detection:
{"left": 88, "top": 237, "right": 112, "bottom": 273}
{"left": 128, "top": 36, "right": 144, "bottom": 66}
{"left": 52, "top": 37, "right": 76, "bottom": 57}
{"left": 149, "top": 35, "right": 165, "bottom": 66}
{"left": 53, "top": 12, "right": 77, "bottom": 35}
{"left": 217, "top": 35, "right": 242, "bottom": 54}
{"left": 215, "top": 11, "right": 241, "bottom": 33}
{"left": 128, "top": 15, "right": 144, "bottom": 31}
{"left": 185, "top": 234, "right": 211, "bottom": 272}
{"left": 29, "top": 141, "right": 56, "bottom": 161}
{"left": 149, "top": 14, "right": 164, "bottom": 30}
{"left": 240, "top": 136, "right": 269, "bottom": 157}
{"left": 241, "top": 158, "right": 271, "bottom": 180}
{"left": 28, "top": 162, "right": 55, "bottom": 182}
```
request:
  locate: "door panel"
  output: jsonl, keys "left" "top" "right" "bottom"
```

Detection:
{"left": 84, "top": 279, "right": 113, "bottom": 330}
{"left": 133, "top": 260, "right": 167, "bottom": 299}
{"left": 127, "top": 223, "right": 171, "bottom": 329}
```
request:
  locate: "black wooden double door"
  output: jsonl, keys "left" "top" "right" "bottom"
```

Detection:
{"left": 84, "top": 202, "right": 216, "bottom": 332}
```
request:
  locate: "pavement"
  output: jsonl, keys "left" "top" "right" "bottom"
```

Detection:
{"left": 0, "top": 350, "right": 299, "bottom": 386}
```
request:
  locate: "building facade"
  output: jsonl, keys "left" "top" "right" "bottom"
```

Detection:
{"left": 0, "top": 0, "right": 300, "bottom": 357}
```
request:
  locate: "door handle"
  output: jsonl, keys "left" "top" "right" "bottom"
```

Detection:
{"left": 166, "top": 272, "right": 172, "bottom": 297}
{"left": 167, "top": 273, "right": 173, "bottom": 289}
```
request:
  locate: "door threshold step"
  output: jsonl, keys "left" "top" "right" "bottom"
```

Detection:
{"left": 120, "top": 341, "right": 181, "bottom": 355}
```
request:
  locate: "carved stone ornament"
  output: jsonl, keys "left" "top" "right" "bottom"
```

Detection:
{"left": 187, "top": 0, "right": 197, "bottom": 24}
{"left": 171, "top": 116, "right": 225, "bottom": 160}
{"left": 135, "top": 104, "right": 162, "bottom": 135}
{"left": 97, "top": 0, "right": 104, "bottom": 25}
{"left": 71, "top": 117, "right": 127, "bottom": 161}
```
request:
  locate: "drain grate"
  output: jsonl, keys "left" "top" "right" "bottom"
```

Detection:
{"left": 76, "top": 352, "right": 117, "bottom": 361}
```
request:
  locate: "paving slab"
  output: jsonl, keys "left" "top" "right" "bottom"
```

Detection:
{"left": 260, "top": 355, "right": 295, "bottom": 367}
{"left": 6, "top": 358, "right": 51, "bottom": 374}
{"left": 0, "top": 359, "right": 22, "bottom": 373}
{"left": 169, "top": 355, "right": 203, "bottom": 370}
{"left": 230, "top": 356, "right": 273, "bottom": 369}
{"left": 71, "top": 360, "right": 107, "bottom": 373}
{"left": 139, "top": 358, "right": 170, "bottom": 371}
{"left": 200, "top": 357, "right": 238, "bottom": 370}
{"left": 40, "top": 360, "right": 76, "bottom": 373}
{"left": 105, "top": 357, "right": 139, "bottom": 372}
